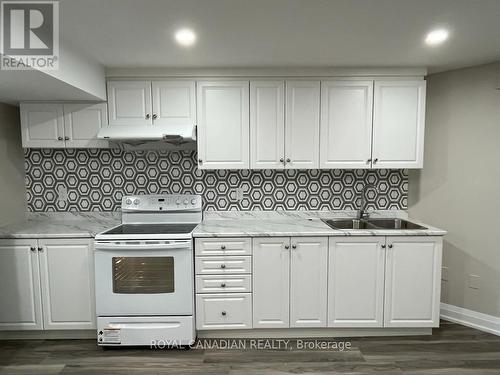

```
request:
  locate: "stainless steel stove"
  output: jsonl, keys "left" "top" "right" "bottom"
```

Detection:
{"left": 94, "top": 194, "right": 201, "bottom": 346}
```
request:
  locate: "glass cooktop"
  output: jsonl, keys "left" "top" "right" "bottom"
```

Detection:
{"left": 102, "top": 223, "right": 198, "bottom": 236}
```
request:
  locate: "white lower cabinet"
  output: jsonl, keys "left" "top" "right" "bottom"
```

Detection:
{"left": 38, "top": 239, "right": 96, "bottom": 330}
{"left": 196, "top": 293, "right": 252, "bottom": 330}
{"left": 253, "top": 237, "right": 290, "bottom": 328}
{"left": 0, "top": 238, "right": 95, "bottom": 331}
{"left": 194, "top": 235, "right": 443, "bottom": 333}
{"left": 194, "top": 238, "right": 253, "bottom": 330}
{"left": 290, "top": 237, "right": 328, "bottom": 327}
{"left": 384, "top": 236, "right": 442, "bottom": 327}
{"left": 0, "top": 239, "right": 43, "bottom": 330}
{"left": 328, "top": 237, "right": 385, "bottom": 327}
{"left": 252, "top": 236, "right": 328, "bottom": 329}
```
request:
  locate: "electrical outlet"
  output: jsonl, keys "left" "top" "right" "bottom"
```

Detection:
{"left": 57, "top": 185, "right": 68, "bottom": 203}
{"left": 441, "top": 266, "right": 449, "bottom": 282}
{"left": 234, "top": 188, "right": 245, "bottom": 202}
{"left": 468, "top": 274, "right": 480, "bottom": 290}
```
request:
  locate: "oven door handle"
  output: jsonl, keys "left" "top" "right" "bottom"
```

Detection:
{"left": 94, "top": 242, "right": 191, "bottom": 251}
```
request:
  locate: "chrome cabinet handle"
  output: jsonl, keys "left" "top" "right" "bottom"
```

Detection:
{"left": 198, "top": 159, "right": 203, "bottom": 163}
{"left": 286, "top": 158, "right": 291, "bottom": 163}
{"left": 373, "top": 158, "right": 379, "bottom": 163}
{"left": 57, "top": 136, "right": 63, "bottom": 141}
{"left": 381, "top": 244, "right": 386, "bottom": 249}
{"left": 284, "top": 245, "right": 290, "bottom": 249}
{"left": 280, "top": 158, "right": 284, "bottom": 163}
{"left": 291, "top": 244, "right": 297, "bottom": 249}
{"left": 152, "top": 114, "right": 158, "bottom": 120}
{"left": 38, "top": 247, "right": 43, "bottom": 252}
{"left": 221, "top": 311, "right": 227, "bottom": 316}
{"left": 220, "top": 283, "right": 226, "bottom": 288}
{"left": 388, "top": 244, "right": 393, "bottom": 249}
{"left": 367, "top": 158, "right": 372, "bottom": 164}
{"left": 64, "top": 136, "right": 70, "bottom": 141}
{"left": 146, "top": 113, "right": 151, "bottom": 119}
{"left": 30, "top": 246, "right": 36, "bottom": 252}
{"left": 221, "top": 245, "right": 226, "bottom": 250}
{"left": 220, "top": 264, "right": 226, "bottom": 269}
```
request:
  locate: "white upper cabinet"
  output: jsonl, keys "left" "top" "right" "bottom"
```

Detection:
{"left": 197, "top": 81, "right": 250, "bottom": 169}
{"left": 320, "top": 81, "right": 374, "bottom": 169}
{"left": 384, "top": 236, "right": 442, "bottom": 328}
{"left": 21, "top": 103, "right": 109, "bottom": 148}
{"left": 252, "top": 237, "right": 290, "bottom": 328}
{"left": 152, "top": 80, "right": 196, "bottom": 127}
{"left": 38, "top": 239, "right": 96, "bottom": 330}
{"left": 107, "top": 80, "right": 152, "bottom": 126}
{"left": 328, "top": 237, "right": 385, "bottom": 328}
{"left": 290, "top": 237, "right": 328, "bottom": 327}
{"left": 63, "top": 103, "right": 109, "bottom": 148}
{"left": 285, "top": 81, "right": 320, "bottom": 169}
{"left": 250, "top": 81, "right": 285, "bottom": 169}
{"left": 372, "top": 80, "right": 426, "bottom": 169}
{"left": 20, "top": 103, "right": 65, "bottom": 148}
{"left": 0, "top": 239, "right": 43, "bottom": 330}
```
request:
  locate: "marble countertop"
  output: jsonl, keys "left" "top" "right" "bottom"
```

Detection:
{"left": 193, "top": 210, "right": 447, "bottom": 238}
{"left": 0, "top": 212, "right": 121, "bottom": 239}
{"left": 0, "top": 210, "right": 446, "bottom": 239}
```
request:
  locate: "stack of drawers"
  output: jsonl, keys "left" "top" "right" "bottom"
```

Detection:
{"left": 194, "top": 238, "right": 252, "bottom": 330}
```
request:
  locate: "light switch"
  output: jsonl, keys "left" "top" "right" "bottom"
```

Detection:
{"left": 468, "top": 274, "right": 480, "bottom": 290}
{"left": 441, "top": 266, "right": 449, "bottom": 282}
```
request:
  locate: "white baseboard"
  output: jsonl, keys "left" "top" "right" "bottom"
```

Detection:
{"left": 441, "top": 303, "right": 500, "bottom": 336}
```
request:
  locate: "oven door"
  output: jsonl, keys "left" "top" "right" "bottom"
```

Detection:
{"left": 94, "top": 240, "right": 193, "bottom": 316}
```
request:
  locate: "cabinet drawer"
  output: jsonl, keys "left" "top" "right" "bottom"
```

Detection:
{"left": 195, "top": 238, "right": 251, "bottom": 256}
{"left": 195, "top": 256, "right": 251, "bottom": 275}
{"left": 196, "top": 274, "right": 252, "bottom": 293}
{"left": 196, "top": 293, "right": 252, "bottom": 330}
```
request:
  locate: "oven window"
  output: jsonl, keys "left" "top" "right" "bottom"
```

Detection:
{"left": 112, "top": 257, "right": 175, "bottom": 294}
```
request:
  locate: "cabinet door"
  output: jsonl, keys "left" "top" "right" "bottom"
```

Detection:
{"left": 285, "top": 81, "right": 320, "bottom": 169}
{"left": 38, "top": 239, "right": 96, "bottom": 330}
{"left": 152, "top": 80, "right": 196, "bottom": 128}
{"left": 328, "top": 237, "right": 385, "bottom": 327}
{"left": 320, "top": 81, "right": 373, "bottom": 169}
{"left": 197, "top": 81, "right": 250, "bottom": 169}
{"left": 384, "top": 236, "right": 442, "bottom": 327}
{"left": 250, "top": 81, "right": 285, "bottom": 169}
{"left": 107, "top": 80, "right": 152, "bottom": 126}
{"left": 372, "top": 80, "right": 426, "bottom": 169}
{"left": 63, "top": 103, "right": 109, "bottom": 148}
{"left": 253, "top": 237, "right": 290, "bottom": 328}
{"left": 290, "top": 237, "right": 327, "bottom": 327}
{"left": 196, "top": 293, "right": 252, "bottom": 330}
{"left": 20, "top": 103, "right": 64, "bottom": 148}
{"left": 0, "top": 239, "right": 42, "bottom": 330}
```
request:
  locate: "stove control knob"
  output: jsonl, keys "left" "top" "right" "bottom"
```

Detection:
{"left": 191, "top": 198, "right": 197, "bottom": 205}
{"left": 183, "top": 199, "right": 189, "bottom": 205}
{"left": 133, "top": 198, "right": 140, "bottom": 205}
{"left": 125, "top": 199, "right": 132, "bottom": 205}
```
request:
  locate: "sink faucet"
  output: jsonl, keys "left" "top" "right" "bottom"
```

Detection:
{"left": 356, "top": 184, "right": 379, "bottom": 220}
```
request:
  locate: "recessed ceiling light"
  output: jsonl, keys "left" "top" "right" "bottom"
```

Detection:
{"left": 175, "top": 28, "right": 196, "bottom": 47}
{"left": 425, "top": 28, "right": 449, "bottom": 46}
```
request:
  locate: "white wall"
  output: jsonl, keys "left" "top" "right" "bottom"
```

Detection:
{"left": 0, "top": 103, "right": 26, "bottom": 225}
{"left": 409, "top": 62, "right": 500, "bottom": 317}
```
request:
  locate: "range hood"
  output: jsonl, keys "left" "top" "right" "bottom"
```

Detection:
{"left": 97, "top": 123, "right": 196, "bottom": 146}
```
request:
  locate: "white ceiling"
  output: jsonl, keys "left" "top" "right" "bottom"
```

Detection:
{"left": 60, "top": 0, "right": 500, "bottom": 73}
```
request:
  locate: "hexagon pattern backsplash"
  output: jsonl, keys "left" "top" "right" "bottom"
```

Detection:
{"left": 24, "top": 149, "right": 408, "bottom": 212}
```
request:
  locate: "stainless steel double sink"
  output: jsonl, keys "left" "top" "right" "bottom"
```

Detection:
{"left": 322, "top": 218, "right": 427, "bottom": 230}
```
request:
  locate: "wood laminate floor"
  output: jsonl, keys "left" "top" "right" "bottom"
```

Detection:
{"left": 1, "top": 322, "right": 500, "bottom": 374}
